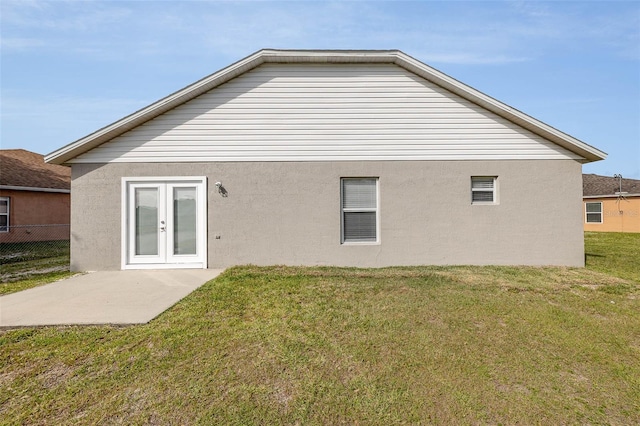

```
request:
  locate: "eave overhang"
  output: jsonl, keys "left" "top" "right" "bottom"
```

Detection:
{"left": 0, "top": 185, "right": 70, "bottom": 194}
{"left": 583, "top": 194, "right": 640, "bottom": 199}
{"left": 45, "top": 49, "right": 607, "bottom": 165}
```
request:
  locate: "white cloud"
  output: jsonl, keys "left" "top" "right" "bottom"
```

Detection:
{"left": 1, "top": 93, "right": 148, "bottom": 152}
{"left": 1, "top": 0, "right": 132, "bottom": 32}
{"left": 506, "top": 1, "right": 640, "bottom": 59}
{"left": 0, "top": 37, "right": 46, "bottom": 50}
{"left": 2, "top": 94, "right": 144, "bottom": 123}
{"left": 417, "top": 52, "right": 531, "bottom": 66}
{"left": 2, "top": 1, "right": 637, "bottom": 65}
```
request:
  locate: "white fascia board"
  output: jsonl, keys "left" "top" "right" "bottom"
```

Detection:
{"left": 583, "top": 194, "right": 640, "bottom": 199}
{"left": 261, "top": 49, "right": 606, "bottom": 162}
{"left": 389, "top": 51, "right": 607, "bottom": 163}
{"left": 46, "top": 49, "right": 607, "bottom": 165}
{"left": 45, "top": 50, "right": 268, "bottom": 165}
{"left": 0, "top": 185, "right": 70, "bottom": 193}
{"left": 46, "top": 49, "right": 396, "bottom": 165}
{"left": 260, "top": 49, "right": 400, "bottom": 64}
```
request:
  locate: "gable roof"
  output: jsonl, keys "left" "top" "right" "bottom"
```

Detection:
{"left": 0, "top": 149, "right": 70, "bottom": 192}
{"left": 583, "top": 173, "right": 640, "bottom": 197}
{"left": 45, "top": 49, "right": 607, "bottom": 165}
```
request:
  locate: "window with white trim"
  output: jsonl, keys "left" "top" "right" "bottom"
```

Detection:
{"left": 585, "top": 202, "right": 602, "bottom": 223}
{"left": 341, "top": 178, "right": 378, "bottom": 243}
{"left": 471, "top": 176, "right": 497, "bottom": 204}
{"left": 0, "top": 197, "right": 9, "bottom": 232}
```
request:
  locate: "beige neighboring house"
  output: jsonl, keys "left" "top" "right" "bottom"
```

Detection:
{"left": 45, "top": 49, "right": 606, "bottom": 271}
{"left": 583, "top": 174, "right": 640, "bottom": 233}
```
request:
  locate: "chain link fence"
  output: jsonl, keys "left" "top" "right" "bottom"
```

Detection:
{"left": 0, "top": 224, "right": 70, "bottom": 282}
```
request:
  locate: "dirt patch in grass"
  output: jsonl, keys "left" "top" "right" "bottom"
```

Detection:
{"left": 38, "top": 362, "right": 76, "bottom": 389}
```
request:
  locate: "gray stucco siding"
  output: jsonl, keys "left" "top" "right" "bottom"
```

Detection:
{"left": 70, "top": 159, "right": 584, "bottom": 271}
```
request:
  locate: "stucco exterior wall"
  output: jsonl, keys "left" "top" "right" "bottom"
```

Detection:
{"left": 70, "top": 160, "right": 584, "bottom": 271}
{"left": 0, "top": 189, "right": 70, "bottom": 243}
{"left": 584, "top": 197, "right": 640, "bottom": 233}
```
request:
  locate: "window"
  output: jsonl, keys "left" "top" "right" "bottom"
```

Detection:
{"left": 585, "top": 202, "right": 602, "bottom": 223}
{"left": 471, "top": 177, "right": 497, "bottom": 204}
{"left": 0, "top": 197, "right": 8, "bottom": 232}
{"left": 341, "top": 178, "right": 378, "bottom": 243}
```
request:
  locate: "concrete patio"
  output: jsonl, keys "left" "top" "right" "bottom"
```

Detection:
{"left": 0, "top": 269, "right": 223, "bottom": 327}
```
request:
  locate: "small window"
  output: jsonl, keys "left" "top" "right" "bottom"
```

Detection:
{"left": 0, "top": 197, "right": 9, "bottom": 232}
{"left": 585, "top": 202, "right": 602, "bottom": 223}
{"left": 471, "top": 177, "right": 497, "bottom": 204}
{"left": 341, "top": 178, "right": 378, "bottom": 243}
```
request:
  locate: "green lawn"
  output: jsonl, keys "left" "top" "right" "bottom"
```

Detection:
{"left": 0, "top": 240, "right": 73, "bottom": 295}
{"left": 585, "top": 232, "right": 640, "bottom": 282}
{"left": 0, "top": 233, "right": 639, "bottom": 424}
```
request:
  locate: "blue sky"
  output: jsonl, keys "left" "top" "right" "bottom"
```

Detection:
{"left": 1, "top": 0, "right": 639, "bottom": 177}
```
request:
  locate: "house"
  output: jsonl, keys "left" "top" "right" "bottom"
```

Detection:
{"left": 0, "top": 149, "right": 71, "bottom": 243}
{"left": 45, "top": 49, "right": 606, "bottom": 271}
{"left": 583, "top": 174, "right": 640, "bottom": 233}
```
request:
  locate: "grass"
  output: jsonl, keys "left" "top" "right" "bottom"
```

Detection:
{"left": 585, "top": 232, "right": 640, "bottom": 282}
{"left": 1, "top": 233, "right": 639, "bottom": 424}
{"left": 0, "top": 240, "right": 73, "bottom": 295}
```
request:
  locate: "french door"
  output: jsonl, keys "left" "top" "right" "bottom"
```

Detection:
{"left": 123, "top": 178, "right": 206, "bottom": 269}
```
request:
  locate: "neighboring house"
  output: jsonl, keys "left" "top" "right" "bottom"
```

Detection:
{"left": 46, "top": 49, "right": 606, "bottom": 271}
{"left": 583, "top": 174, "right": 640, "bottom": 233}
{"left": 0, "top": 149, "right": 71, "bottom": 243}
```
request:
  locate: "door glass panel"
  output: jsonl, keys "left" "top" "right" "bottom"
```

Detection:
{"left": 173, "top": 187, "right": 197, "bottom": 255}
{"left": 135, "top": 188, "right": 159, "bottom": 255}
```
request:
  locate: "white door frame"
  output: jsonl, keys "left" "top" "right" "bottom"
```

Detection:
{"left": 121, "top": 176, "right": 207, "bottom": 270}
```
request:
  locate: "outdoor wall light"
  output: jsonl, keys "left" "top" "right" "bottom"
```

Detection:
{"left": 215, "top": 181, "right": 228, "bottom": 197}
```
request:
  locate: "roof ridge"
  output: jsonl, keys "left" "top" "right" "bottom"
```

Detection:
{"left": 583, "top": 173, "right": 640, "bottom": 196}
